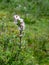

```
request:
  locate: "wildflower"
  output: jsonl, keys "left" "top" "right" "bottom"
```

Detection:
{"left": 14, "top": 15, "right": 25, "bottom": 31}
{"left": 14, "top": 15, "right": 20, "bottom": 24}
{"left": 20, "top": 18, "right": 25, "bottom": 30}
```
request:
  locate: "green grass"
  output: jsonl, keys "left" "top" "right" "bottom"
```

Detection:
{"left": 0, "top": 1, "right": 49, "bottom": 65}
{"left": 0, "top": 10, "right": 49, "bottom": 65}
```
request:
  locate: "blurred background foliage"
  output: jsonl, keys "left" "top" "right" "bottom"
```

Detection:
{"left": 0, "top": 0, "right": 49, "bottom": 65}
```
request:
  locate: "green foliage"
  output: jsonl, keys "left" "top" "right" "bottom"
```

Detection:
{"left": 0, "top": 0, "right": 49, "bottom": 17}
{"left": 0, "top": 0, "right": 49, "bottom": 65}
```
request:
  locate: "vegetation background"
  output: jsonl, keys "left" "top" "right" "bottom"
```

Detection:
{"left": 0, "top": 0, "right": 49, "bottom": 65}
